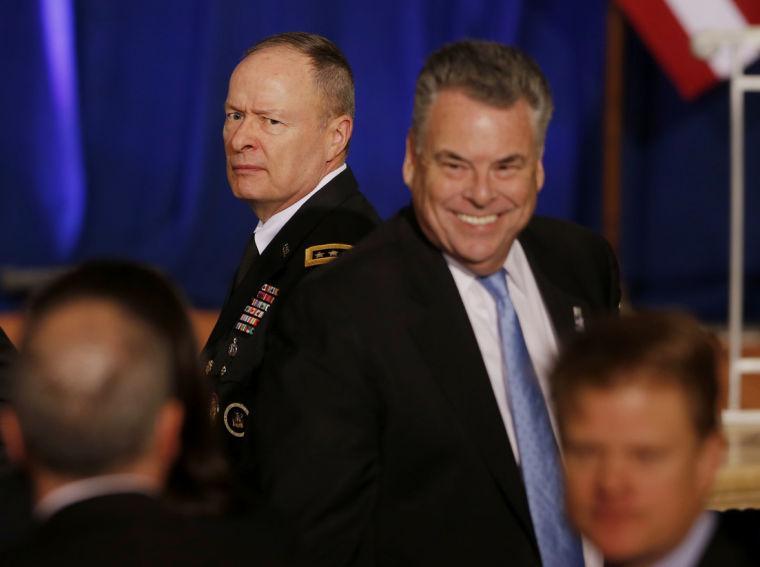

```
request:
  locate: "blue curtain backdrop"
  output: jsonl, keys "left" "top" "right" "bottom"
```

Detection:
{"left": 0, "top": 0, "right": 608, "bottom": 308}
{"left": 620, "top": 31, "right": 760, "bottom": 322}
{"left": 5, "top": 0, "right": 756, "bottom": 322}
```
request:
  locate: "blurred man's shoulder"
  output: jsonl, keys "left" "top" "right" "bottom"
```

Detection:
{"left": 700, "top": 509, "right": 760, "bottom": 566}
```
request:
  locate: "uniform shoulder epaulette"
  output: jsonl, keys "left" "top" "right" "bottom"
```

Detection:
{"left": 304, "top": 243, "right": 352, "bottom": 267}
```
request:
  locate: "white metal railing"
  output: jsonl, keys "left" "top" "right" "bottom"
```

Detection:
{"left": 692, "top": 27, "right": 760, "bottom": 410}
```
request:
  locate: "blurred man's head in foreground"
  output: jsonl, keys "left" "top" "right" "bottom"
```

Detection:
{"left": 551, "top": 311, "right": 726, "bottom": 566}
{"left": 0, "top": 261, "right": 193, "bottom": 501}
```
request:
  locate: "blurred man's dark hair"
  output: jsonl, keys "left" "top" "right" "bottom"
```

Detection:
{"left": 551, "top": 310, "right": 720, "bottom": 439}
{"left": 18, "top": 260, "right": 229, "bottom": 514}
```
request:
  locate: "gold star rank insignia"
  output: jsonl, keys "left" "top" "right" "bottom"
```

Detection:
{"left": 304, "top": 243, "right": 352, "bottom": 267}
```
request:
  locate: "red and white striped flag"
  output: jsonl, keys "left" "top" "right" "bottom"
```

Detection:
{"left": 615, "top": 0, "right": 760, "bottom": 99}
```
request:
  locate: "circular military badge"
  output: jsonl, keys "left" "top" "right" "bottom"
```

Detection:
{"left": 223, "top": 402, "right": 250, "bottom": 438}
{"left": 228, "top": 337, "right": 239, "bottom": 357}
{"left": 209, "top": 393, "right": 220, "bottom": 421}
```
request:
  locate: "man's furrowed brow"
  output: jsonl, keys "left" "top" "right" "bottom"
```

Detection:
{"left": 433, "top": 150, "right": 469, "bottom": 163}
{"left": 496, "top": 154, "right": 527, "bottom": 166}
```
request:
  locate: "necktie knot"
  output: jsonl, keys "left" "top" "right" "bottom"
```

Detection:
{"left": 478, "top": 269, "right": 510, "bottom": 305}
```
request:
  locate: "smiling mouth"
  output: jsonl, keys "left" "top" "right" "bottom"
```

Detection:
{"left": 457, "top": 213, "right": 498, "bottom": 226}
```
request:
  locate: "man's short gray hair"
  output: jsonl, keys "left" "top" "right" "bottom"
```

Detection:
{"left": 13, "top": 300, "right": 173, "bottom": 476}
{"left": 411, "top": 40, "right": 554, "bottom": 151}
{"left": 245, "top": 31, "right": 355, "bottom": 122}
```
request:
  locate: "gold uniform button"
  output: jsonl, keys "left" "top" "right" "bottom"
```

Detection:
{"left": 220, "top": 365, "right": 227, "bottom": 376}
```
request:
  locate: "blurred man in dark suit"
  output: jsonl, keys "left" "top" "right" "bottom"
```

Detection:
{"left": 0, "top": 327, "right": 12, "bottom": 378}
{"left": 0, "top": 326, "right": 26, "bottom": 550}
{"left": 553, "top": 311, "right": 760, "bottom": 567}
{"left": 202, "top": 32, "right": 379, "bottom": 467}
{"left": 254, "top": 40, "right": 620, "bottom": 567}
{"left": 0, "top": 326, "right": 15, "bottom": 463}
{"left": 0, "top": 262, "right": 298, "bottom": 566}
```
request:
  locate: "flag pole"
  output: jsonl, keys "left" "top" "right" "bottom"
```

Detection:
{"left": 693, "top": 28, "right": 760, "bottom": 412}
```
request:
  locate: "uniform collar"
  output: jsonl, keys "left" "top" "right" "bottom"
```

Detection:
{"left": 253, "top": 163, "right": 347, "bottom": 254}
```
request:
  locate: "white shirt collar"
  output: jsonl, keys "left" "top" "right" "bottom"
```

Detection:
{"left": 35, "top": 473, "right": 159, "bottom": 521}
{"left": 650, "top": 511, "right": 717, "bottom": 567}
{"left": 253, "top": 163, "right": 347, "bottom": 254}
{"left": 445, "top": 239, "right": 527, "bottom": 294}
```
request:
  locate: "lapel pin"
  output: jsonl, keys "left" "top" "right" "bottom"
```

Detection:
{"left": 282, "top": 243, "right": 290, "bottom": 257}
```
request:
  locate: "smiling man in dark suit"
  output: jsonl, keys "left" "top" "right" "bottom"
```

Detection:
{"left": 202, "top": 32, "right": 379, "bottom": 465}
{"left": 254, "top": 40, "right": 620, "bottom": 566}
{"left": 0, "top": 265, "right": 301, "bottom": 566}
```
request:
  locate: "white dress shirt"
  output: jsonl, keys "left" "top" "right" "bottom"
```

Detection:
{"left": 651, "top": 512, "right": 717, "bottom": 567}
{"left": 253, "top": 163, "right": 347, "bottom": 254}
{"left": 446, "top": 241, "right": 601, "bottom": 567}
{"left": 446, "top": 240, "right": 559, "bottom": 459}
{"left": 35, "top": 473, "right": 158, "bottom": 520}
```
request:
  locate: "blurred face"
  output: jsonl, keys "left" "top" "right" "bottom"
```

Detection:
{"left": 223, "top": 47, "right": 350, "bottom": 222}
{"left": 561, "top": 380, "right": 724, "bottom": 566}
{"left": 403, "top": 90, "right": 545, "bottom": 276}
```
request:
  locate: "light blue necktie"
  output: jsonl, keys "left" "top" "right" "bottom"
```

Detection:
{"left": 479, "top": 269, "right": 584, "bottom": 567}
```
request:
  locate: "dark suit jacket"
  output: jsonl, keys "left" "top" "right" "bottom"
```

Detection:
{"left": 0, "top": 492, "right": 301, "bottom": 566}
{"left": 0, "top": 326, "right": 14, "bottom": 405}
{"left": 0, "top": 470, "right": 32, "bottom": 551}
{"left": 202, "top": 167, "right": 380, "bottom": 465}
{"left": 253, "top": 207, "right": 621, "bottom": 567}
{"left": 0, "top": 327, "right": 15, "bottom": 470}
{"left": 699, "top": 509, "right": 760, "bottom": 566}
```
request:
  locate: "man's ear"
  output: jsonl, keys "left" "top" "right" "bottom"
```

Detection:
{"left": 536, "top": 147, "right": 545, "bottom": 192}
{"left": 325, "top": 114, "right": 353, "bottom": 163}
{"left": 696, "top": 431, "right": 727, "bottom": 497}
{"left": 402, "top": 133, "right": 416, "bottom": 189}
{"left": 154, "top": 399, "right": 185, "bottom": 472}
{"left": 0, "top": 407, "right": 26, "bottom": 465}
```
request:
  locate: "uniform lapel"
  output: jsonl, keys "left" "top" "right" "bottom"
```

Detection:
{"left": 397, "top": 209, "right": 538, "bottom": 548}
{"left": 244, "top": 166, "right": 361, "bottom": 287}
{"left": 204, "top": 167, "right": 360, "bottom": 350}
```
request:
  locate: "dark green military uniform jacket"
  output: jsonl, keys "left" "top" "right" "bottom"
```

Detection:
{"left": 202, "top": 166, "right": 380, "bottom": 467}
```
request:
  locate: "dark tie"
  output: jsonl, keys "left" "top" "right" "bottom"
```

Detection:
{"left": 234, "top": 233, "right": 259, "bottom": 289}
{"left": 479, "top": 269, "right": 584, "bottom": 567}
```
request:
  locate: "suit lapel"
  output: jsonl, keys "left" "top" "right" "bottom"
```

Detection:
{"left": 518, "top": 228, "right": 591, "bottom": 344}
{"left": 396, "top": 210, "right": 537, "bottom": 546}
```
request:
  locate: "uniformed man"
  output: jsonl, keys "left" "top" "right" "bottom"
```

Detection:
{"left": 202, "top": 32, "right": 380, "bottom": 467}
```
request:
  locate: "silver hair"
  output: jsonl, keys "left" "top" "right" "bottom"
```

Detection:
{"left": 411, "top": 40, "right": 554, "bottom": 151}
{"left": 245, "top": 31, "right": 355, "bottom": 122}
